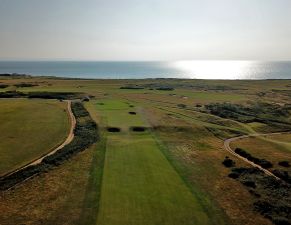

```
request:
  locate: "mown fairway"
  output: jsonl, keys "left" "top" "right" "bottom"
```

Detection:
{"left": 96, "top": 99, "right": 225, "bottom": 225}
{"left": 0, "top": 99, "right": 70, "bottom": 175}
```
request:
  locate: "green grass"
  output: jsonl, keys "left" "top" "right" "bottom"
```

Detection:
{"left": 96, "top": 99, "right": 224, "bottom": 225}
{"left": 0, "top": 99, "right": 70, "bottom": 175}
{"left": 97, "top": 134, "right": 212, "bottom": 225}
{"left": 174, "top": 89, "right": 247, "bottom": 101}
{"left": 96, "top": 99, "right": 144, "bottom": 129}
{"left": 95, "top": 99, "right": 130, "bottom": 110}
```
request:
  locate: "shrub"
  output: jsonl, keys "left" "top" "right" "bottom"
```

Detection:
{"left": 0, "top": 84, "right": 9, "bottom": 88}
{"left": 279, "top": 161, "right": 290, "bottom": 168}
{"left": 120, "top": 86, "right": 144, "bottom": 90}
{"left": 177, "top": 104, "right": 186, "bottom": 109}
{"left": 156, "top": 87, "right": 174, "bottom": 91}
{"left": 0, "top": 91, "right": 26, "bottom": 98}
{"left": 234, "top": 148, "right": 273, "bottom": 168}
{"left": 14, "top": 83, "right": 38, "bottom": 88}
{"left": 27, "top": 91, "right": 81, "bottom": 100}
{"left": 226, "top": 166, "right": 291, "bottom": 224}
{"left": 272, "top": 170, "right": 291, "bottom": 184}
{"left": 228, "top": 172, "right": 240, "bottom": 179}
{"left": 222, "top": 156, "right": 236, "bottom": 167}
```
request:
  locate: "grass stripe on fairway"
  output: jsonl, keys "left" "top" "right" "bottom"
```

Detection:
{"left": 95, "top": 99, "right": 223, "bottom": 225}
{"left": 97, "top": 132, "right": 211, "bottom": 225}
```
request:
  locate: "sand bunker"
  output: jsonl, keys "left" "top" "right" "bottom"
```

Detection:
{"left": 131, "top": 126, "right": 147, "bottom": 132}
{"left": 107, "top": 127, "right": 121, "bottom": 132}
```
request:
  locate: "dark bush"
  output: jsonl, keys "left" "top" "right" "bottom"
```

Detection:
{"left": 27, "top": 91, "right": 81, "bottom": 100}
{"left": 120, "top": 86, "right": 144, "bottom": 90}
{"left": 272, "top": 170, "right": 291, "bottom": 184}
{"left": 0, "top": 84, "right": 9, "bottom": 88}
{"left": 279, "top": 161, "right": 290, "bottom": 168}
{"left": 129, "top": 111, "right": 136, "bottom": 115}
{"left": 14, "top": 83, "right": 38, "bottom": 88}
{"left": 177, "top": 104, "right": 186, "bottom": 109}
{"left": 228, "top": 172, "right": 240, "bottom": 179}
{"left": 222, "top": 156, "right": 236, "bottom": 167}
{"left": 156, "top": 87, "right": 174, "bottom": 91}
{"left": 256, "top": 159, "right": 273, "bottom": 169}
{"left": 0, "top": 91, "right": 27, "bottom": 98}
{"left": 0, "top": 91, "right": 82, "bottom": 100}
{"left": 0, "top": 74, "right": 11, "bottom": 76}
{"left": 234, "top": 148, "right": 273, "bottom": 168}
{"left": 241, "top": 180, "right": 256, "bottom": 188}
{"left": 82, "top": 97, "right": 90, "bottom": 102}
{"left": 227, "top": 166, "right": 291, "bottom": 224}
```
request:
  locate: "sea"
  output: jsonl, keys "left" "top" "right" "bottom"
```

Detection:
{"left": 0, "top": 60, "right": 291, "bottom": 80}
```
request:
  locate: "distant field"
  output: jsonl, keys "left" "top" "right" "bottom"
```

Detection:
{"left": 0, "top": 99, "right": 70, "bottom": 175}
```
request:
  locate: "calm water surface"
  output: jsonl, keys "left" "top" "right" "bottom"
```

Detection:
{"left": 0, "top": 61, "right": 290, "bottom": 79}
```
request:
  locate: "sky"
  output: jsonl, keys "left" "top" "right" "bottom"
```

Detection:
{"left": 0, "top": 0, "right": 290, "bottom": 61}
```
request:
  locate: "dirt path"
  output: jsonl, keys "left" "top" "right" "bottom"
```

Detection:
{"left": 224, "top": 131, "right": 291, "bottom": 179}
{"left": 2, "top": 100, "right": 76, "bottom": 177}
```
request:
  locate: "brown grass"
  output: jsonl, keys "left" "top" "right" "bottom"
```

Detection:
{"left": 0, "top": 145, "right": 96, "bottom": 225}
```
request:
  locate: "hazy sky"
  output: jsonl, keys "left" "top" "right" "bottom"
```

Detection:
{"left": 0, "top": 0, "right": 290, "bottom": 60}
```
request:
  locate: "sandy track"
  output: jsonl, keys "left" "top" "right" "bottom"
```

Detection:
{"left": 224, "top": 132, "right": 291, "bottom": 179}
{"left": 1, "top": 100, "right": 76, "bottom": 178}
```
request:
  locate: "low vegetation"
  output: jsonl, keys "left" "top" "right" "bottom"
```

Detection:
{"left": 222, "top": 156, "right": 236, "bottom": 167}
{"left": 120, "top": 86, "right": 144, "bottom": 90}
{"left": 14, "top": 83, "right": 38, "bottom": 88}
{"left": 0, "top": 84, "right": 9, "bottom": 88}
{"left": 279, "top": 161, "right": 290, "bottom": 168}
{"left": 205, "top": 102, "right": 291, "bottom": 131}
{"left": 0, "top": 90, "right": 83, "bottom": 99}
{"left": 228, "top": 166, "right": 291, "bottom": 225}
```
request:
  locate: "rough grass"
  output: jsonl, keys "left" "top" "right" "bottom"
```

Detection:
{"left": 143, "top": 106, "right": 272, "bottom": 225}
{"left": 0, "top": 99, "right": 70, "bottom": 175}
{"left": 231, "top": 137, "right": 291, "bottom": 172}
{"left": 0, "top": 144, "right": 96, "bottom": 225}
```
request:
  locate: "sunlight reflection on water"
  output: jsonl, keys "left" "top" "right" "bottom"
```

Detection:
{"left": 173, "top": 60, "right": 256, "bottom": 79}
